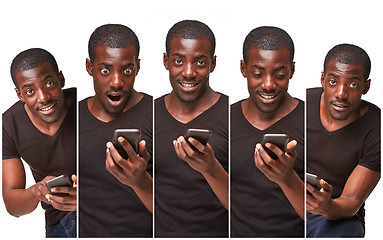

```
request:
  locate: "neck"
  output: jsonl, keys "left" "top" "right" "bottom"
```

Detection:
{"left": 242, "top": 93, "right": 298, "bottom": 130}
{"left": 165, "top": 87, "right": 220, "bottom": 124}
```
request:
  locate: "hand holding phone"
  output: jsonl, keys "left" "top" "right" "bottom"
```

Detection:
{"left": 45, "top": 175, "right": 72, "bottom": 197}
{"left": 261, "top": 133, "right": 289, "bottom": 160}
{"left": 113, "top": 129, "right": 142, "bottom": 159}
{"left": 306, "top": 173, "right": 322, "bottom": 190}
{"left": 184, "top": 129, "right": 212, "bottom": 150}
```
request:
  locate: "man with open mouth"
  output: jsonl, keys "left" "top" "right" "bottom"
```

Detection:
{"left": 230, "top": 26, "right": 304, "bottom": 237}
{"left": 155, "top": 20, "right": 228, "bottom": 237}
{"left": 79, "top": 24, "right": 153, "bottom": 237}
{"left": 2, "top": 48, "right": 77, "bottom": 237}
{"left": 306, "top": 44, "right": 380, "bottom": 237}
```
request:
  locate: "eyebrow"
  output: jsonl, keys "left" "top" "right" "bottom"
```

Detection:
{"left": 250, "top": 65, "right": 287, "bottom": 71}
{"left": 21, "top": 75, "right": 52, "bottom": 89}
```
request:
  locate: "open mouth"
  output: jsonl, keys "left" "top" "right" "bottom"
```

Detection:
{"left": 178, "top": 81, "right": 200, "bottom": 92}
{"left": 258, "top": 93, "right": 278, "bottom": 103}
{"left": 107, "top": 92, "right": 124, "bottom": 106}
{"left": 37, "top": 103, "right": 56, "bottom": 114}
{"left": 332, "top": 102, "right": 349, "bottom": 111}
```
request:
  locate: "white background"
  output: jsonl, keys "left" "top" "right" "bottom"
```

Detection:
{"left": 1, "top": 0, "right": 381, "bottom": 239}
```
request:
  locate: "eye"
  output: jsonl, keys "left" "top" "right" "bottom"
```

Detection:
{"left": 253, "top": 73, "right": 262, "bottom": 78}
{"left": 349, "top": 82, "right": 358, "bottom": 88}
{"left": 124, "top": 69, "right": 132, "bottom": 75}
{"left": 196, "top": 60, "right": 205, "bottom": 66}
{"left": 45, "top": 81, "right": 54, "bottom": 87}
{"left": 276, "top": 74, "right": 286, "bottom": 79}
{"left": 328, "top": 79, "right": 337, "bottom": 86}
{"left": 101, "top": 68, "right": 110, "bottom": 75}
{"left": 25, "top": 89, "right": 34, "bottom": 96}
{"left": 174, "top": 59, "right": 183, "bottom": 65}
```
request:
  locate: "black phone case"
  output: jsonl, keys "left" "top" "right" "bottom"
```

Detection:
{"left": 261, "top": 134, "right": 289, "bottom": 160}
{"left": 184, "top": 129, "right": 212, "bottom": 151}
{"left": 306, "top": 173, "right": 321, "bottom": 190}
{"left": 113, "top": 129, "right": 141, "bottom": 158}
{"left": 45, "top": 175, "right": 71, "bottom": 196}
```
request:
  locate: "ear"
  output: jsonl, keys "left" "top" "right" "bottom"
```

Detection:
{"left": 135, "top": 58, "right": 141, "bottom": 76}
{"left": 86, "top": 58, "right": 93, "bottom": 76}
{"left": 58, "top": 71, "right": 65, "bottom": 88}
{"left": 240, "top": 60, "right": 247, "bottom": 78}
{"left": 15, "top": 88, "right": 24, "bottom": 102}
{"left": 320, "top": 72, "right": 325, "bottom": 88}
{"left": 290, "top": 62, "right": 295, "bottom": 79}
{"left": 362, "top": 79, "right": 371, "bottom": 95}
{"left": 163, "top": 53, "right": 169, "bottom": 70}
{"left": 210, "top": 55, "right": 217, "bottom": 73}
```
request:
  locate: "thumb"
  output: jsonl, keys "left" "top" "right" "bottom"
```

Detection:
{"left": 139, "top": 140, "right": 150, "bottom": 161}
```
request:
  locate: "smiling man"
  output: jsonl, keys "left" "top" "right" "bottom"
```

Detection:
{"left": 306, "top": 44, "right": 380, "bottom": 237}
{"left": 155, "top": 20, "right": 228, "bottom": 237}
{"left": 79, "top": 24, "right": 153, "bottom": 237}
{"left": 230, "top": 26, "right": 304, "bottom": 237}
{"left": 2, "top": 48, "right": 77, "bottom": 237}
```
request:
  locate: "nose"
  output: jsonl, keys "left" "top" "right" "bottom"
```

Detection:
{"left": 36, "top": 88, "right": 51, "bottom": 103}
{"left": 335, "top": 84, "right": 348, "bottom": 100}
{"left": 182, "top": 63, "right": 196, "bottom": 79}
{"left": 109, "top": 72, "right": 124, "bottom": 89}
{"left": 261, "top": 75, "right": 276, "bottom": 91}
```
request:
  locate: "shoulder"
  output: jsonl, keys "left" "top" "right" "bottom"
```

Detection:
{"left": 3, "top": 101, "right": 25, "bottom": 122}
{"left": 306, "top": 87, "right": 323, "bottom": 99}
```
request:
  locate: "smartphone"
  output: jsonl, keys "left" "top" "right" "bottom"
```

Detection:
{"left": 306, "top": 173, "right": 322, "bottom": 190}
{"left": 113, "top": 129, "right": 141, "bottom": 158}
{"left": 261, "top": 133, "right": 289, "bottom": 160}
{"left": 45, "top": 175, "right": 72, "bottom": 196}
{"left": 184, "top": 129, "right": 212, "bottom": 150}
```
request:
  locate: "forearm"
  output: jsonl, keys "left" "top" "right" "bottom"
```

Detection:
{"left": 202, "top": 160, "right": 228, "bottom": 210}
{"left": 131, "top": 172, "right": 153, "bottom": 213}
{"left": 3, "top": 186, "right": 40, "bottom": 217}
{"left": 278, "top": 171, "right": 304, "bottom": 219}
{"left": 322, "top": 197, "right": 362, "bottom": 220}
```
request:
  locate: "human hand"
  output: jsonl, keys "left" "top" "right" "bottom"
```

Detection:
{"left": 106, "top": 137, "right": 151, "bottom": 189}
{"left": 46, "top": 174, "right": 77, "bottom": 211}
{"left": 306, "top": 179, "right": 333, "bottom": 215}
{"left": 254, "top": 140, "right": 298, "bottom": 185}
{"left": 30, "top": 176, "right": 55, "bottom": 204}
{"left": 173, "top": 136, "right": 219, "bottom": 175}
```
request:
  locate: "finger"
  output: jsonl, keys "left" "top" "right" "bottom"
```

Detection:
{"left": 51, "top": 186, "right": 75, "bottom": 194}
{"left": 106, "top": 142, "right": 130, "bottom": 168}
{"left": 286, "top": 140, "right": 297, "bottom": 157}
{"left": 138, "top": 140, "right": 150, "bottom": 161}
{"left": 256, "top": 143, "right": 277, "bottom": 167}
{"left": 320, "top": 179, "right": 332, "bottom": 192}
{"left": 254, "top": 144, "right": 271, "bottom": 170}
{"left": 178, "top": 136, "right": 195, "bottom": 157}
{"left": 72, "top": 175, "right": 77, "bottom": 187}
{"left": 263, "top": 142, "right": 284, "bottom": 160}
{"left": 186, "top": 137, "right": 206, "bottom": 153}
{"left": 118, "top": 137, "right": 140, "bottom": 160}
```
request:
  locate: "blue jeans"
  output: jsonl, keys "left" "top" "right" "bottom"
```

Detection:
{"left": 306, "top": 211, "right": 364, "bottom": 238}
{"left": 46, "top": 211, "right": 77, "bottom": 238}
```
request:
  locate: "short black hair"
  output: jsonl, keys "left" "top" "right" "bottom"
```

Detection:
{"left": 324, "top": 43, "right": 371, "bottom": 80}
{"left": 10, "top": 48, "right": 59, "bottom": 89}
{"left": 243, "top": 26, "right": 294, "bottom": 64}
{"left": 166, "top": 20, "right": 216, "bottom": 57}
{"left": 88, "top": 23, "right": 140, "bottom": 61}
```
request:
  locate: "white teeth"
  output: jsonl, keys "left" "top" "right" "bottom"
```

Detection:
{"left": 260, "top": 94, "right": 276, "bottom": 99}
{"left": 40, "top": 104, "right": 55, "bottom": 111}
{"left": 180, "top": 82, "right": 197, "bottom": 88}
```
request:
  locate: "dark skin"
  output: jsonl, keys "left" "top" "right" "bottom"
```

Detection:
{"left": 306, "top": 59, "right": 380, "bottom": 220}
{"left": 2, "top": 62, "right": 76, "bottom": 216}
{"left": 164, "top": 37, "right": 228, "bottom": 209}
{"left": 240, "top": 47, "right": 304, "bottom": 219}
{"left": 85, "top": 45, "right": 152, "bottom": 213}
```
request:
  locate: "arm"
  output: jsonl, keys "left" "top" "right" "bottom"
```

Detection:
{"left": 254, "top": 140, "right": 304, "bottom": 219}
{"left": 173, "top": 136, "right": 228, "bottom": 210}
{"left": 106, "top": 137, "right": 153, "bottom": 213}
{"left": 2, "top": 158, "right": 50, "bottom": 216}
{"left": 306, "top": 165, "right": 380, "bottom": 220}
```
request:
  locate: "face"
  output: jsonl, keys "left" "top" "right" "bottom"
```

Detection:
{"left": 241, "top": 47, "right": 294, "bottom": 113}
{"left": 163, "top": 37, "right": 216, "bottom": 103}
{"left": 86, "top": 45, "right": 140, "bottom": 116}
{"left": 321, "top": 59, "right": 370, "bottom": 121}
{"left": 15, "top": 62, "right": 65, "bottom": 124}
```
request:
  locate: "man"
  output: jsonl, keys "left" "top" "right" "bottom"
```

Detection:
{"left": 155, "top": 20, "right": 228, "bottom": 237}
{"left": 79, "top": 24, "right": 153, "bottom": 237}
{"left": 2, "top": 48, "right": 77, "bottom": 237}
{"left": 306, "top": 44, "right": 380, "bottom": 237}
{"left": 230, "top": 26, "right": 304, "bottom": 237}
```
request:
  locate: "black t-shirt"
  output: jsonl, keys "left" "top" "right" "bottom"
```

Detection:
{"left": 79, "top": 93, "right": 153, "bottom": 237}
{"left": 307, "top": 87, "right": 380, "bottom": 220}
{"left": 2, "top": 88, "right": 77, "bottom": 227}
{"left": 230, "top": 99, "right": 304, "bottom": 237}
{"left": 154, "top": 94, "right": 228, "bottom": 237}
